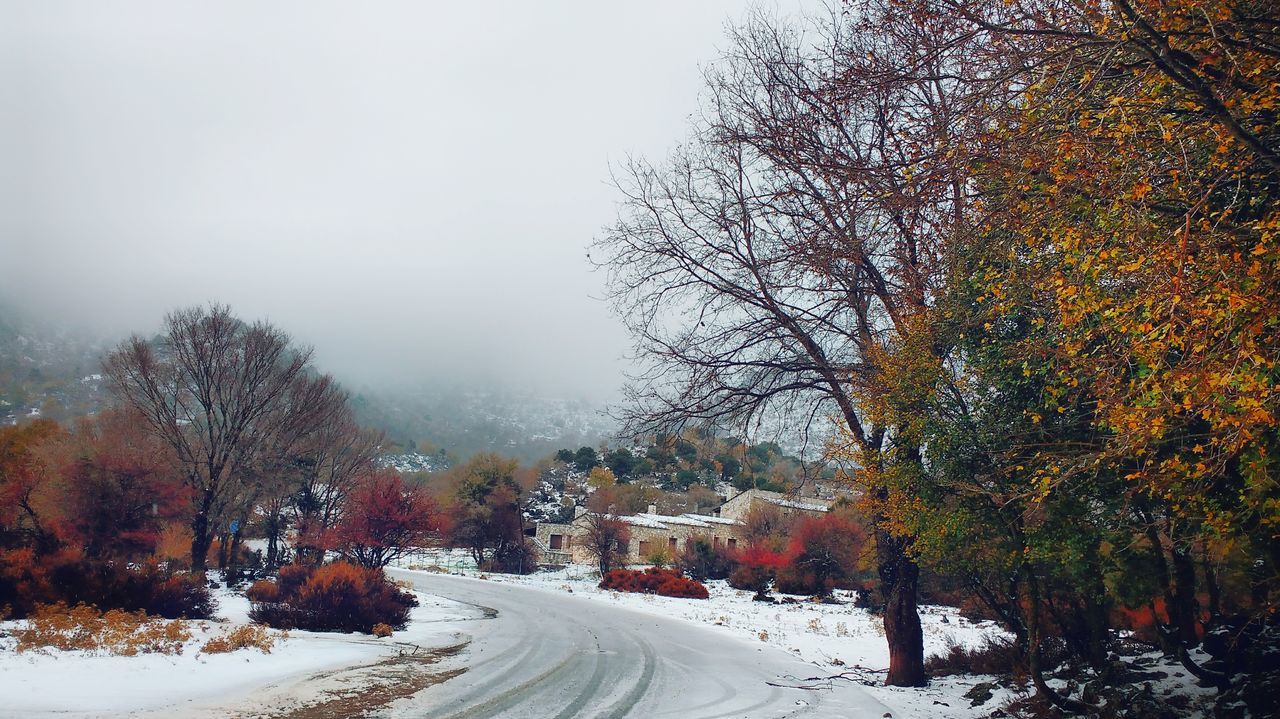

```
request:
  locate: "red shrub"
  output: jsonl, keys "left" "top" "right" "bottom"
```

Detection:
{"left": 727, "top": 546, "right": 788, "bottom": 598}
{"left": 248, "top": 561, "right": 418, "bottom": 633}
{"left": 245, "top": 579, "right": 279, "bottom": 603}
{"left": 779, "top": 514, "right": 865, "bottom": 598}
{"left": 599, "top": 567, "right": 709, "bottom": 599}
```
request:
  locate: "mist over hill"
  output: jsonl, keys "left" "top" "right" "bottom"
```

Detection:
{"left": 0, "top": 302, "right": 615, "bottom": 458}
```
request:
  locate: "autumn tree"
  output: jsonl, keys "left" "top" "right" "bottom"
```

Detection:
{"left": 104, "top": 304, "right": 343, "bottom": 572}
{"left": 446, "top": 453, "right": 535, "bottom": 573}
{"left": 52, "top": 408, "right": 186, "bottom": 560}
{"left": 586, "top": 466, "right": 617, "bottom": 490}
{"left": 334, "top": 471, "right": 441, "bottom": 568}
{"left": 0, "top": 419, "right": 64, "bottom": 555}
{"left": 841, "top": 0, "right": 1280, "bottom": 704}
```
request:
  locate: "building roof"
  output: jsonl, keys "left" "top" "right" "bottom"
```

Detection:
{"left": 636, "top": 513, "right": 711, "bottom": 528}
{"left": 762, "top": 496, "right": 830, "bottom": 512}
{"left": 573, "top": 511, "right": 742, "bottom": 531}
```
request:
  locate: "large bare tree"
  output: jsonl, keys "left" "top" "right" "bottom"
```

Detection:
{"left": 104, "top": 304, "right": 340, "bottom": 572}
{"left": 595, "top": 4, "right": 1000, "bottom": 686}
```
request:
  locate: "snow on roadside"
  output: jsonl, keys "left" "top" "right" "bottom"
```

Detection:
{"left": 0, "top": 581, "right": 480, "bottom": 718}
{"left": 392, "top": 561, "right": 1019, "bottom": 719}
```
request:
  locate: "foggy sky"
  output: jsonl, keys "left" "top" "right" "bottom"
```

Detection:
{"left": 0, "top": 1, "right": 818, "bottom": 399}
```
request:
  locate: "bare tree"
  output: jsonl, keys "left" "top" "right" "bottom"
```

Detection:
{"left": 104, "top": 304, "right": 339, "bottom": 573}
{"left": 594, "top": 4, "right": 1002, "bottom": 686}
{"left": 217, "top": 374, "right": 350, "bottom": 570}
{"left": 583, "top": 512, "right": 631, "bottom": 576}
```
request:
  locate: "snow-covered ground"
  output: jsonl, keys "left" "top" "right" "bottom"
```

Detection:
{"left": 0, "top": 580, "right": 480, "bottom": 718}
{"left": 391, "top": 555, "right": 1023, "bottom": 718}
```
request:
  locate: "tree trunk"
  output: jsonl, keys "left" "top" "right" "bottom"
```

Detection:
{"left": 1202, "top": 543, "right": 1221, "bottom": 622}
{"left": 228, "top": 525, "right": 244, "bottom": 573}
{"left": 1026, "top": 565, "right": 1092, "bottom": 712}
{"left": 190, "top": 510, "right": 211, "bottom": 574}
{"left": 1170, "top": 542, "right": 1201, "bottom": 646}
{"left": 217, "top": 531, "right": 230, "bottom": 571}
{"left": 877, "top": 528, "right": 926, "bottom": 686}
{"left": 1081, "top": 545, "right": 1112, "bottom": 669}
{"left": 266, "top": 529, "right": 279, "bottom": 568}
{"left": 1082, "top": 589, "right": 1111, "bottom": 670}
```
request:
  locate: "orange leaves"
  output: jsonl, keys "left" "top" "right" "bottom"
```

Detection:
{"left": 974, "top": 0, "right": 1280, "bottom": 543}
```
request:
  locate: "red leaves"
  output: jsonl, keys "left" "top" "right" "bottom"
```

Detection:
{"left": 599, "top": 567, "right": 710, "bottom": 599}
{"left": 737, "top": 545, "right": 788, "bottom": 570}
{"left": 333, "top": 471, "right": 441, "bottom": 568}
{"left": 727, "top": 514, "right": 867, "bottom": 598}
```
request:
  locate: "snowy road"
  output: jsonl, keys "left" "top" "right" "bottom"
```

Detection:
{"left": 387, "top": 572, "right": 890, "bottom": 719}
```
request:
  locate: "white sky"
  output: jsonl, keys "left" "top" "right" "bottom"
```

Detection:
{"left": 0, "top": 0, "right": 821, "bottom": 398}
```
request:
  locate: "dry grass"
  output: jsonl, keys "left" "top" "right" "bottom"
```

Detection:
{"left": 14, "top": 603, "right": 190, "bottom": 656}
{"left": 200, "top": 624, "right": 277, "bottom": 654}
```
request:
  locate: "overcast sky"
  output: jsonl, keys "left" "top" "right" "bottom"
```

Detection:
{"left": 0, "top": 1, "right": 819, "bottom": 399}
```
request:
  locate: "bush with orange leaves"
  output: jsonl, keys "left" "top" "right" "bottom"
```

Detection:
{"left": 599, "top": 567, "right": 709, "bottom": 599}
{"left": 13, "top": 603, "right": 190, "bottom": 656}
{"left": 248, "top": 561, "right": 418, "bottom": 634}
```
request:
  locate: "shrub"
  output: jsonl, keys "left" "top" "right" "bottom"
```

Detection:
{"left": 644, "top": 548, "right": 672, "bottom": 568}
{"left": 248, "top": 562, "right": 418, "bottom": 634}
{"left": 245, "top": 579, "right": 279, "bottom": 603}
{"left": 146, "top": 573, "right": 216, "bottom": 619}
{"left": 599, "top": 567, "right": 709, "bottom": 599}
{"left": 201, "top": 624, "right": 275, "bottom": 654}
{"left": 478, "top": 540, "right": 538, "bottom": 575}
{"left": 773, "top": 563, "right": 819, "bottom": 596}
{"left": 727, "top": 546, "right": 787, "bottom": 600}
{"left": 1, "top": 553, "right": 213, "bottom": 620}
{"left": 372, "top": 622, "right": 393, "bottom": 637}
{"left": 14, "top": 603, "right": 191, "bottom": 656}
{"left": 779, "top": 514, "right": 865, "bottom": 598}
{"left": 925, "top": 636, "right": 1024, "bottom": 678}
{"left": 677, "top": 538, "right": 737, "bottom": 581}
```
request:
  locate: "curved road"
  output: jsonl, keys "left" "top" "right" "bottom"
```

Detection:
{"left": 386, "top": 572, "right": 889, "bottom": 719}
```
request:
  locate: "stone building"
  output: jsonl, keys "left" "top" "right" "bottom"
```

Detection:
{"left": 715, "top": 488, "right": 832, "bottom": 522}
{"left": 533, "top": 504, "right": 745, "bottom": 566}
{"left": 532, "top": 489, "right": 833, "bottom": 566}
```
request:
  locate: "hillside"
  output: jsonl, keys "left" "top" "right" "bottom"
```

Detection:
{"left": 0, "top": 305, "right": 112, "bottom": 425}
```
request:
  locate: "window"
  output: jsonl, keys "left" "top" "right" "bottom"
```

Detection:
{"left": 669, "top": 537, "right": 678, "bottom": 551}
{"left": 638, "top": 540, "right": 652, "bottom": 556}
{"left": 726, "top": 538, "right": 737, "bottom": 549}
{"left": 712, "top": 536, "right": 722, "bottom": 548}
{"left": 549, "top": 534, "right": 563, "bottom": 550}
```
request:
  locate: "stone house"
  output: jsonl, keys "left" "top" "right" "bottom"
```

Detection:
{"left": 533, "top": 504, "right": 745, "bottom": 566}
{"left": 532, "top": 489, "right": 834, "bottom": 566}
